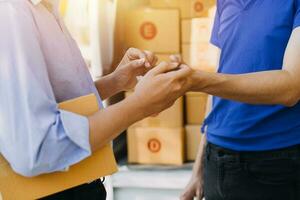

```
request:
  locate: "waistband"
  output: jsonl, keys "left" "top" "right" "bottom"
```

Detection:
{"left": 206, "top": 142, "right": 300, "bottom": 161}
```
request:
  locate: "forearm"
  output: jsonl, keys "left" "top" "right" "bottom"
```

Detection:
{"left": 190, "top": 70, "right": 299, "bottom": 106}
{"left": 88, "top": 95, "right": 145, "bottom": 152}
{"left": 192, "top": 134, "right": 207, "bottom": 177}
{"left": 95, "top": 73, "right": 122, "bottom": 100}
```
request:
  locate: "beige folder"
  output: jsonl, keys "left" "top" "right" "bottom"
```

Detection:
{"left": 0, "top": 94, "right": 118, "bottom": 200}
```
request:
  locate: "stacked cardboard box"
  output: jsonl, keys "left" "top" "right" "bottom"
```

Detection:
{"left": 186, "top": 92, "right": 208, "bottom": 125}
{"left": 125, "top": 2, "right": 185, "bottom": 165}
{"left": 185, "top": 125, "right": 202, "bottom": 161}
{"left": 125, "top": 0, "right": 217, "bottom": 164}
{"left": 180, "top": 2, "right": 218, "bottom": 71}
{"left": 184, "top": 92, "right": 207, "bottom": 161}
{"left": 150, "top": 0, "right": 210, "bottom": 18}
{"left": 128, "top": 127, "right": 184, "bottom": 165}
{"left": 125, "top": 7, "right": 180, "bottom": 66}
{"left": 126, "top": 91, "right": 184, "bottom": 165}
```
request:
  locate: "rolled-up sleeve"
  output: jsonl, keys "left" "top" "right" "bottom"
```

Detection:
{"left": 0, "top": 1, "right": 91, "bottom": 177}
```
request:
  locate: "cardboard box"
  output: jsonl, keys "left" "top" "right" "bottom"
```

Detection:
{"left": 186, "top": 92, "right": 208, "bottom": 124}
{"left": 139, "top": 97, "right": 183, "bottom": 128}
{"left": 150, "top": 0, "right": 209, "bottom": 18}
{"left": 127, "top": 0, "right": 150, "bottom": 8}
{"left": 150, "top": 0, "right": 180, "bottom": 8}
{"left": 181, "top": 18, "right": 213, "bottom": 43}
{"left": 128, "top": 127, "right": 185, "bottom": 165}
{"left": 126, "top": 92, "right": 183, "bottom": 128}
{"left": 182, "top": 43, "right": 218, "bottom": 70}
{"left": 0, "top": 94, "right": 118, "bottom": 200}
{"left": 185, "top": 125, "right": 202, "bottom": 161}
{"left": 209, "top": 5, "right": 217, "bottom": 18}
{"left": 125, "top": 8, "right": 180, "bottom": 53}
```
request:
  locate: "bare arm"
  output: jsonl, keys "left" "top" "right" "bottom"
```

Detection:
{"left": 181, "top": 96, "right": 212, "bottom": 200}
{"left": 189, "top": 27, "right": 300, "bottom": 107}
{"left": 88, "top": 62, "right": 192, "bottom": 152}
{"left": 94, "top": 73, "right": 123, "bottom": 100}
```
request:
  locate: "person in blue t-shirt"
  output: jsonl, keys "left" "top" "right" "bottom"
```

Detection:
{"left": 180, "top": 0, "right": 300, "bottom": 200}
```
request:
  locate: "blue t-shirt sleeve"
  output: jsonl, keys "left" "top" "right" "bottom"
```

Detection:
{"left": 210, "top": 3, "right": 221, "bottom": 48}
{"left": 294, "top": 0, "right": 300, "bottom": 29}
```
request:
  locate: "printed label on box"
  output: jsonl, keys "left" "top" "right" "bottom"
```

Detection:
{"left": 147, "top": 138, "right": 161, "bottom": 153}
{"left": 194, "top": 1, "right": 204, "bottom": 12}
{"left": 140, "top": 22, "right": 157, "bottom": 40}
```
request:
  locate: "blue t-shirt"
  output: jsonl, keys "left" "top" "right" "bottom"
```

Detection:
{"left": 204, "top": 0, "right": 300, "bottom": 151}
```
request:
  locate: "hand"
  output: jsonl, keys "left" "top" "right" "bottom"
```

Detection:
{"left": 113, "top": 48, "right": 158, "bottom": 91}
{"left": 170, "top": 54, "right": 184, "bottom": 64}
{"left": 131, "top": 62, "right": 192, "bottom": 117}
{"left": 180, "top": 175, "right": 204, "bottom": 200}
{"left": 120, "top": 47, "right": 158, "bottom": 68}
{"left": 170, "top": 54, "right": 196, "bottom": 92}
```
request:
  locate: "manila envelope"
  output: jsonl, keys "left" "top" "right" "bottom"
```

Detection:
{"left": 0, "top": 94, "right": 118, "bottom": 200}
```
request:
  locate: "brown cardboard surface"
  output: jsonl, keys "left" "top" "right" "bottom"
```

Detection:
{"left": 128, "top": 127, "right": 185, "bottom": 165}
{"left": 182, "top": 43, "right": 218, "bottom": 70}
{"left": 181, "top": 18, "right": 212, "bottom": 43}
{"left": 186, "top": 92, "right": 208, "bottom": 124}
{"left": 113, "top": 0, "right": 150, "bottom": 73}
{"left": 125, "top": 92, "right": 183, "bottom": 128}
{"left": 150, "top": 0, "right": 209, "bottom": 18}
{"left": 150, "top": 0, "right": 180, "bottom": 8}
{"left": 185, "top": 125, "right": 202, "bottom": 161}
{"left": 139, "top": 97, "right": 183, "bottom": 128}
{"left": 125, "top": 8, "right": 180, "bottom": 53}
{"left": 0, "top": 94, "right": 118, "bottom": 200}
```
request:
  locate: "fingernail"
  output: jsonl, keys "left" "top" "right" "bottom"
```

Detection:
{"left": 145, "top": 62, "right": 151, "bottom": 68}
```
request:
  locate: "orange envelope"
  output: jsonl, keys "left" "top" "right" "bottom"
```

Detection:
{"left": 0, "top": 94, "right": 118, "bottom": 200}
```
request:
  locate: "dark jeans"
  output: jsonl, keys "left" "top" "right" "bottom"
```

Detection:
{"left": 204, "top": 142, "right": 300, "bottom": 200}
{"left": 40, "top": 179, "right": 106, "bottom": 200}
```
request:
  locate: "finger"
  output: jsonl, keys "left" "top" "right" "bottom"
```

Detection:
{"left": 127, "top": 48, "right": 143, "bottom": 59}
{"left": 166, "top": 64, "right": 192, "bottom": 80}
{"left": 195, "top": 190, "right": 201, "bottom": 200}
{"left": 144, "top": 50, "right": 157, "bottom": 67}
{"left": 148, "top": 62, "right": 179, "bottom": 76}
{"left": 127, "top": 48, "right": 152, "bottom": 67}
{"left": 170, "top": 54, "right": 183, "bottom": 63}
{"left": 126, "top": 58, "right": 146, "bottom": 70}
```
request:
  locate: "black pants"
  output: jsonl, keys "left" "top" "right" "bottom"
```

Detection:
{"left": 40, "top": 179, "right": 107, "bottom": 200}
{"left": 204, "top": 142, "right": 300, "bottom": 200}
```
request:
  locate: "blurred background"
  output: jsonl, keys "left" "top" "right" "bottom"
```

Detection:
{"left": 59, "top": 0, "right": 217, "bottom": 199}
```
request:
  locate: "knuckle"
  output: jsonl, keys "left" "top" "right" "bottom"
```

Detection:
{"left": 128, "top": 47, "right": 136, "bottom": 51}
